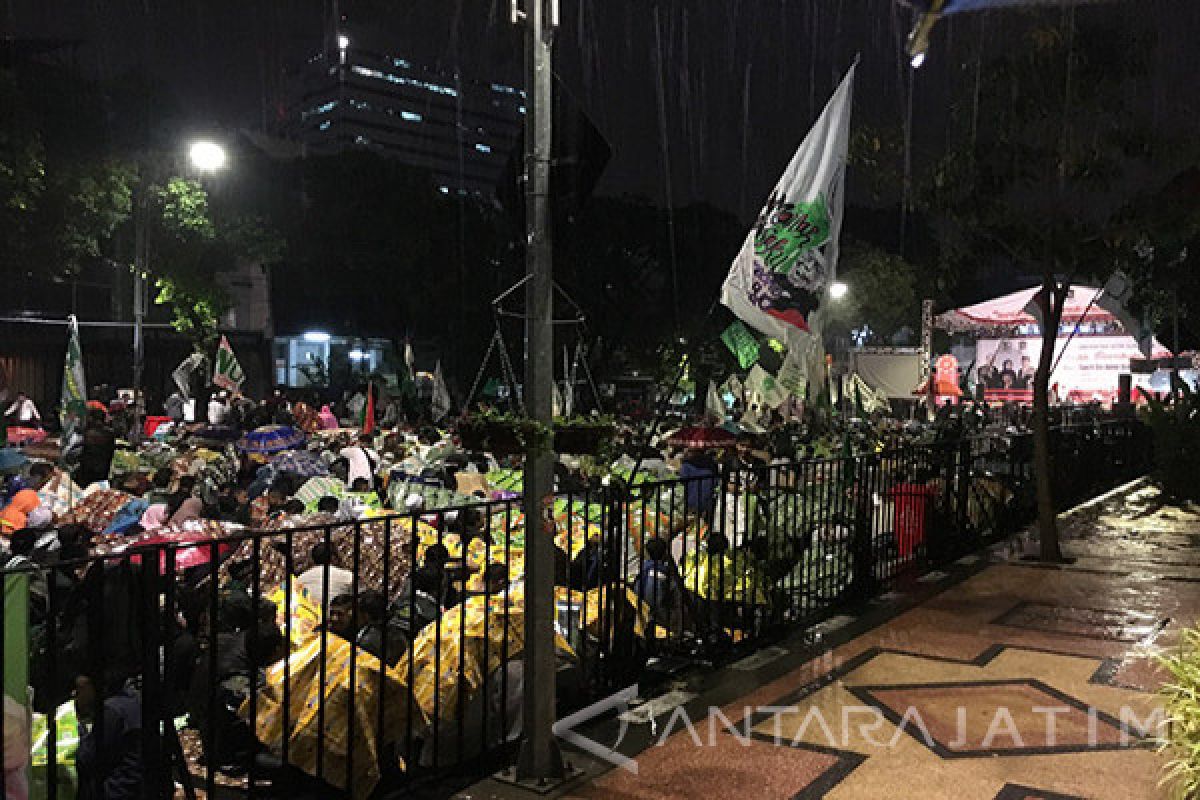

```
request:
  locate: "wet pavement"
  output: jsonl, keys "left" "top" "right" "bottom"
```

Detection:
{"left": 462, "top": 478, "right": 1196, "bottom": 800}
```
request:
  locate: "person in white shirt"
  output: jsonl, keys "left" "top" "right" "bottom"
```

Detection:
{"left": 339, "top": 433, "right": 379, "bottom": 489}
{"left": 5, "top": 393, "right": 40, "bottom": 425}
{"left": 296, "top": 542, "right": 354, "bottom": 609}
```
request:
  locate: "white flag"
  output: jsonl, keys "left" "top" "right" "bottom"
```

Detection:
{"left": 172, "top": 352, "right": 206, "bottom": 399}
{"left": 720, "top": 64, "right": 855, "bottom": 349}
{"left": 746, "top": 364, "right": 788, "bottom": 409}
{"left": 720, "top": 374, "right": 743, "bottom": 401}
{"left": 404, "top": 340, "right": 415, "bottom": 372}
{"left": 552, "top": 383, "right": 564, "bottom": 417}
{"left": 431, "top": 360, "right": 452, "bottom": 422}
{"left": 705, "top": 380, "right": 726, "bottom": 424}
{"left": 1096, "top": 271, "right": 1156, "bottom": 359}
{"left": 776, "top": 347, "right": 808, "bottom": 397}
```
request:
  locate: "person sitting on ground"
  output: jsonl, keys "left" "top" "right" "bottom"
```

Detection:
{"left": 633, "top": 537, "right": 683, "bottom": 624}
{"left": 279, "top": 498, "right": 306, "bottom": 518}
{"left": 391, "top": 565, "right": 445, "bottom": 636}
{"left": 474, "top": 562, "right": 510, "bottom": 597}
{"left": 316, "top": 495, "right": 341, "bottom": 515}
{"left": 397, "top": 541, "right": 452, "bottom": 610}
{"left": 353, "top": 589, "right": 407, "bottom": 665}
{"left": 680, "top": 447, "right": 720, "bottom": 520}
{"left": 7, "top": 461, "right": 55, "bottom": 503}
{"left": 340, "top": 433, "right": 379, "bottom": 491}
{"left": 76, "top": 409, "right": 116, "bottom": 488}
{"left": 74, "top": 673, "right": 144, "bottom": 800}
{"left": 324, "top": 593, "right": 358, "bottom": 641}
{"left": 296, "top": 541, "right": 353, "bottom": 609}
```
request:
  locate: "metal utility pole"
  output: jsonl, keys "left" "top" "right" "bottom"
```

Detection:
{"left": 132, "top": 190, "right": 148, "bottom": 444}
{"left": 513, "top": 0, "right": 566, "bottom": 786}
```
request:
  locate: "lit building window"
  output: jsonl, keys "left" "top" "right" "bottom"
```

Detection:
{"left": 518, "top": 105, "right": 526, "bottom": 114}
{"left": 302, "top": 100, "right": 339, "bottom": 120}
{"left": 400, "top": 111, "right": 422, "bottom": 122}
{"left": 475, "top": 143, "right": 492, "bottom": 153}
{"left": 350, "top": 65, "right": 458, "bottom": 97}
{"left": 393, "top": 58, "right": 411, "bottom": 68}
{"left": 439, "top": 186, "right": 450, "bottom": 194}
{"left": 355, "top": 134, "right": 371, "bottom": 145}
{"left": 318, "top": 120, "right": 332, "bottom": 131}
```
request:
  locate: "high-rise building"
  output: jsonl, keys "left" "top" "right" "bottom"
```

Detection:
{"left": 279, "top": 25, "right": 525, "bottom": 196}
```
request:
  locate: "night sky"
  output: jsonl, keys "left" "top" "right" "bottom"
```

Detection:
{"left": 5, "top": 0, "right": 1199, "bottom": 220}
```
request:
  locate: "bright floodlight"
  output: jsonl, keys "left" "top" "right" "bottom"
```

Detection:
{"left": 348, "top": 349, "right": 368, "bottom": 361}
{"left": 188, "top": 140, "right": 227, "bottom": 172}
{"left": 910, "top": 52, "right": 926, "bottom": 69}
{"left": 337, "top": 33, "right": 350, "bottom": 50}
{"left": 830, "top": 281, "right": 849, "bottom": 300}
{"left": 302, "top": 331, "right": 331, "bottom": 343}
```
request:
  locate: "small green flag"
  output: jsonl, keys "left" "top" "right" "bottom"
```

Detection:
{"left": 720, "top": 321, "right": 761, "bottom": 369}
{"left": 212, "top": 335, "right": 245, "bottom": 393}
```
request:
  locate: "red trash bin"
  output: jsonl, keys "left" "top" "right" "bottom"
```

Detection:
{"left": 888, "top": 483, "right": 936, "bottom": 557}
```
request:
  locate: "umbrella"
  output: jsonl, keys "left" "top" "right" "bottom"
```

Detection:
{"left": 270, "top": 449, "right": 329, "bottom": 478}
{"left": 294, "top": 475, "right": 346, "bottom": 510}
{"left": 237, "top": 424, "right": 306, "bottom": 455}
{"left": 666, "top": 425, "right": 737, "bottom": 449}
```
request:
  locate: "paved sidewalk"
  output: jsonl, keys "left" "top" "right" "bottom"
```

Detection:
{"left": 465, "top": 479, "right": 1197, "bottom": 800}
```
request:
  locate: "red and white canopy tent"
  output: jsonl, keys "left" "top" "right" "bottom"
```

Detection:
{"left": 935, "top": 285, "right": 1121, "bottom": 333}
{"left": 934, "top": 285, "right": 1171, "bottom": 405}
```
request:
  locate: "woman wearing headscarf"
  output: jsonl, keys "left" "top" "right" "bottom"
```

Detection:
{"left": 0, "top": 489, "right": 40, "bottom": 535}
{"left": 318, "top": 405, "right": 339, "bottom": 430}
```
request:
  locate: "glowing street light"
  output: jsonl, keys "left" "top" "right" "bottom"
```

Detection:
{"left": 188, "top": 140, "right": 227, "bottom": 172}
{"left": 830, "top": 281, "right": 849, "bottom": 300}
{"left": 337, "top": 33, "right": 350, "bottom": 51}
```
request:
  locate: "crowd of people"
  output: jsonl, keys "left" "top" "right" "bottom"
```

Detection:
{"left": 0, "top": 377, "right": 1057, "bottom": 798}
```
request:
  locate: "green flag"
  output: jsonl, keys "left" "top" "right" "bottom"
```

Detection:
{"left": 212, "top": 335, "right": 245, "bottom": 393}
{"left": 720, "top": 321, "right": 761, "bottom": 369}
{"left": 59, "top": 316, "right": 87, "bottom": 447}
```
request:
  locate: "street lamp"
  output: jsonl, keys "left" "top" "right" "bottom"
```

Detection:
{"left": 337, "top": 33, "right": 350, "bottom": 52}
{"left": 830, "top": 281, "right": 849, "bottom": 300}
{"left": 188, "top": 140, "right": 227, "bottom": 172}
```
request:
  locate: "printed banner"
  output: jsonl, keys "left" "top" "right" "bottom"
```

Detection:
{"left": 431, "top": 361, "right": 452, "bottom": 422}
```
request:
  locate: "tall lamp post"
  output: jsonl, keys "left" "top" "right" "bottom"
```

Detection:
{"left": 131, "top": 139, "right": 227, "bottom": 440}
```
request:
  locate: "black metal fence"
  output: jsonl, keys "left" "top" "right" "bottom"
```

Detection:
{"left": 1, "top": 420, "right": 1149, "bottom": 799}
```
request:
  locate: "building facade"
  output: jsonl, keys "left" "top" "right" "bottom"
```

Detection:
{"left": 279, "top": 26, "right": 524, "bottom": 196}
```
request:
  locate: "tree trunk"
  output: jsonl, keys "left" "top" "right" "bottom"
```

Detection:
{"left": 1032, "top": 275, "right": 1068, "bottom": 563}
